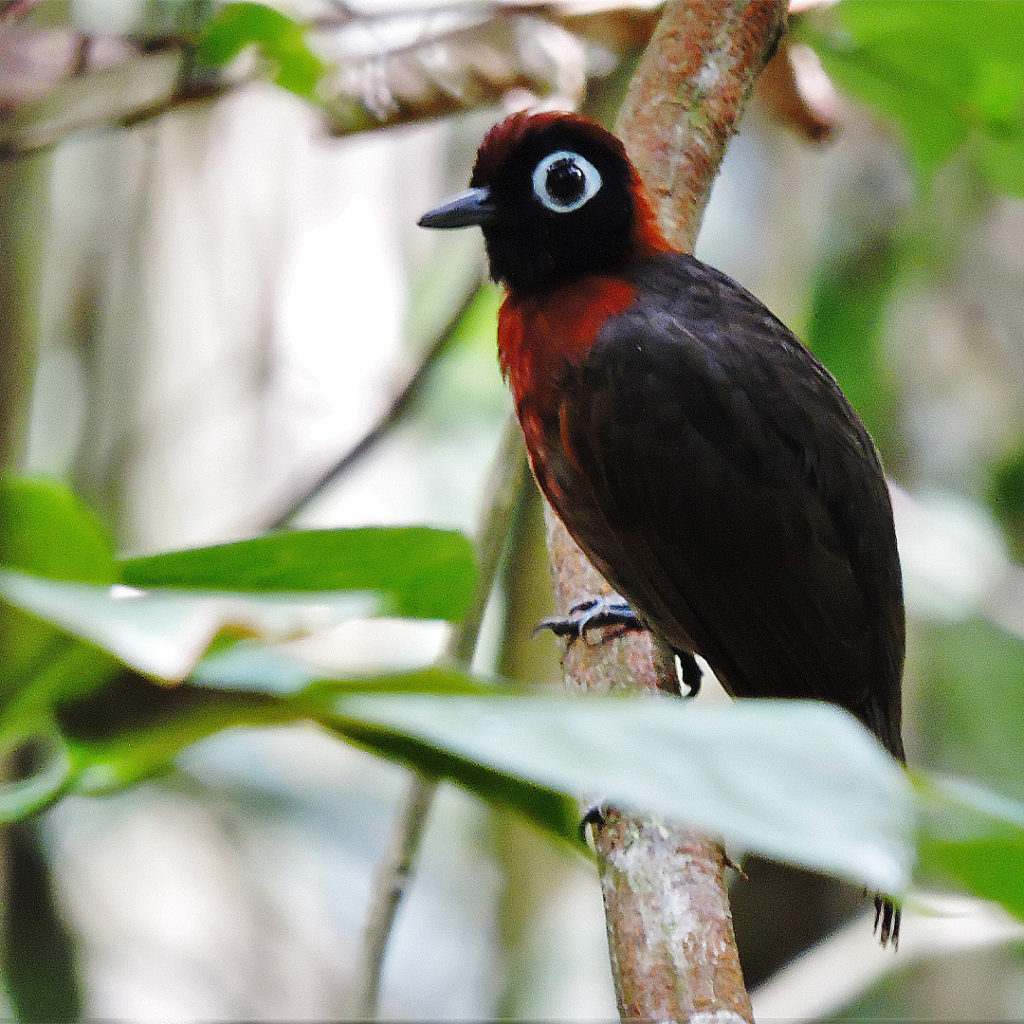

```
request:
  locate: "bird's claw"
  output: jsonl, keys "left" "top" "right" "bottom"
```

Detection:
{"left": 677, "top": 651, "right": 702, "bottom": 699}
{"left": 874, "top": 894, "right": 901, "bottom": 949}
{"left": 579, "top": 803, "right": 608, "bottom": 844}
{"left": 536, "top": 595, "right": 641, "bottom": 643}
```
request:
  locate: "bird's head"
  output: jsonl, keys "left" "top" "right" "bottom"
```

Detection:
{"left": 419, "top": 111, "right": 668, "bottom": 294}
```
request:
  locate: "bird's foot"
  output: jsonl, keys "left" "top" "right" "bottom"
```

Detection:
{"left": 578, "top": 803, "right": 607, "bottom": 844}
{"left": 536, "top": 595, "right": 641, "bottom": 643}
{"left": 723, "top": 850, "right": 748, "bottom": 881}
{"left": 874, "top": 894, "right": 901, "bottom": 949}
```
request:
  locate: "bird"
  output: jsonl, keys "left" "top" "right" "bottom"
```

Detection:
{"left": 419, "top": 110, "right": 906, "bottom": 945}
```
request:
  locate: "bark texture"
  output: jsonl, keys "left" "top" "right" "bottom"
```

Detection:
{"left": 543, "top": 1, "right": 789, "bottom": 1020}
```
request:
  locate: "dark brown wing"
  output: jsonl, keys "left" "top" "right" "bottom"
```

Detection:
{"left": 546, "top": 253, "right": 905, "bottom": 759}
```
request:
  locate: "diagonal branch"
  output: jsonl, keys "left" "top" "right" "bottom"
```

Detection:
{"left": 542, "top": 1, "right": 787, "bottom": 1019}
{"left": 267, "top": 280, "right": 481, "bottom": 530}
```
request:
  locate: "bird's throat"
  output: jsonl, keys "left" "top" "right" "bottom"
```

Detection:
{"left": 497, "top": 277, "right": 637, "bottom": 415}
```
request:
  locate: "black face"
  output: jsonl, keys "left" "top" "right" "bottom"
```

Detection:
{"left": 419, "top": 121, "right": 638, "bottom": 294}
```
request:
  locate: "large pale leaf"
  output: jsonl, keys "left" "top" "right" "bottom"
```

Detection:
{"left": 4, "top": 662, "right": 912, "bottom": 897}
{"left": 316, "top": 692, "right": 914, "bottom": 893}
{"left": 0, "top": 571, "right": 379, "bottom": 682}
{"left": 12, "top": 659, "right": 1024, "bottom": 923}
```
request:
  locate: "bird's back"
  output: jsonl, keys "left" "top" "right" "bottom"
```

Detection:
{"left": 538, "top": 253, "right": 906, "bottom": 760}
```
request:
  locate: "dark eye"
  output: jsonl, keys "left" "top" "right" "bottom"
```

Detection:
{"left": 546, "top": 159, "right": 585, "bottom": 205}
{"left": 532, "top": 150, "right": 602, "bottom": 213}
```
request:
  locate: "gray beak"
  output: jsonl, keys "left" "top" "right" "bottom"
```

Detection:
{"left": 418, "top": 186, "right": 497, "bottom": 229}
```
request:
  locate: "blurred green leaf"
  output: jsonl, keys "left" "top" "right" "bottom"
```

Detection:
{"left": 2, "top": 824, "right": 82, "bottom": 1023}
{"left": 196, "top": 1, "right": 326, "bottom": 99}
{"left": 0, "top": 726, "right": 72, "bottom": 822}
{"left": 0, "top": 477, "right": 114, "bottom": 583}
{"left": 801, "top": 1, "right": 1024, "bottom": 195}
{"left": 805, "top": 232, "right": 904, "bottom": 451}
{"left": 0, "top": 478, "right": 120, "bottom": 709}
{"left": 62, "top": 676, "right": 294, "bottom": 798}
{"left": 119, "top": 526, "right": 475, "bottom": 622}
{"left": 916, "top": 618, "right": 1024, "bottom": 803}
{"left": 9, "top": 664, "right": 513, "bottom": 814}
{"left": 987, "top": 440, "right": 1024, "bottom": 561}
{"left": 915, "top": 773, "right": 1024, "bottom": 920}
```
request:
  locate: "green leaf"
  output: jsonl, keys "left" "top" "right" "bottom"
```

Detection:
{"left": 0, "top": 478, "right": 119, "bottom": 708}
{"left": 805, "top": 231, "right": 904, "bottom": 450}
{"left": 5, "top": 666, "right": 913, "bottom": 899}
{"left": 915, "top": 773, "right": 1024, "bottom": 920}
{"left": 119, "top": 526, "right": 476, "bottom": 622}
{"left": 0, "top": 476, "right": 114, "bottom": 583}
{"left": 987, "top": 439, "right": 1024, "bottom": 561}
{"left": 2, "top": 824, "right": 82, "bottom": 1022}
{"left": 801, "top": 1, "right": 1024, "bottom": 195}
{"left": 196, "top": 1, "right": 326, "bottom": 99}
{"left": 315, "top": 693, "right": 914, "bottom": 893}
{"left": 915, "top": 618, "right": 1024, "bottom": 803}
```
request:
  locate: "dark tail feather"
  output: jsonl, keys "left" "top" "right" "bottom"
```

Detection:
{"left": 874, "top": 894, "right": 901, "bottom": 948}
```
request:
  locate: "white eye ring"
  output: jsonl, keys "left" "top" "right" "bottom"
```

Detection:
{"left": 532, "top": 150, "right": 602, "bottom": 213}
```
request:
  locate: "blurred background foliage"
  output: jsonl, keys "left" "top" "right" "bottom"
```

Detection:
{"left": 2, "top": 0, "right": 1024, "bottom": 1019}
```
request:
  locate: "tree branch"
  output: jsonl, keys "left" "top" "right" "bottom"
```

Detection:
{"left": 542, "top": 1, "right": 788, "bottom": 1019}
{"left": 0, "top": 4, "right": 656, "bottom": 161}
{"left": 267, "top": 280, "right": 481, "bottom": 530}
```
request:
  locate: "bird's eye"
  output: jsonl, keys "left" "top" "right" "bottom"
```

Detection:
{"left": 532, "top": 150, "right": 602, "bottom": 213}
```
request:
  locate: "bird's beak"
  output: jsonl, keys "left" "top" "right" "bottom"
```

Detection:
{"left": 418, "top": 186, "right": 497, "bottom": 229}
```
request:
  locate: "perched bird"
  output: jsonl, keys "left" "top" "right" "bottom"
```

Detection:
{"left": 420, "top": 111, "right": 905, "bottom": 945}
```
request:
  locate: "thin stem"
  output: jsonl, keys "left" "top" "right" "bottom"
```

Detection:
{"left": 352, "top": 414, "right": 528, "bottom": 1017}
{"left": 352, "top": 774, "right": 438, "bottom": 1017}
{"left": 268, "top": 281, "right": 481, "bottom": 530}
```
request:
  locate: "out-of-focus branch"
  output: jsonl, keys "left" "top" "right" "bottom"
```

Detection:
{"left": 353, "top": 414, "right": 529, "bottom": 1018}
{"left": 0, "top": 1, "right": 836, "bottom": 161}
{"left": 0, "top": 3, "right": 653, "bottom": 160}
{"left": 542, "top": 1, "right": 787, "bottom": 1019}
{"left": 267, "top": 280, "right": 481, "bottom": 530}
{"left": 353, "top": 773, "right": 438, "bottom": 1017}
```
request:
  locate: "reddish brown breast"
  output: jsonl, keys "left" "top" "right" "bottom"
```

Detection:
{"left": 498, "top": 277, "right": 637, "bottom": 408}
{"left": 498, "top": 276, "right": 637, "bottom": 500}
